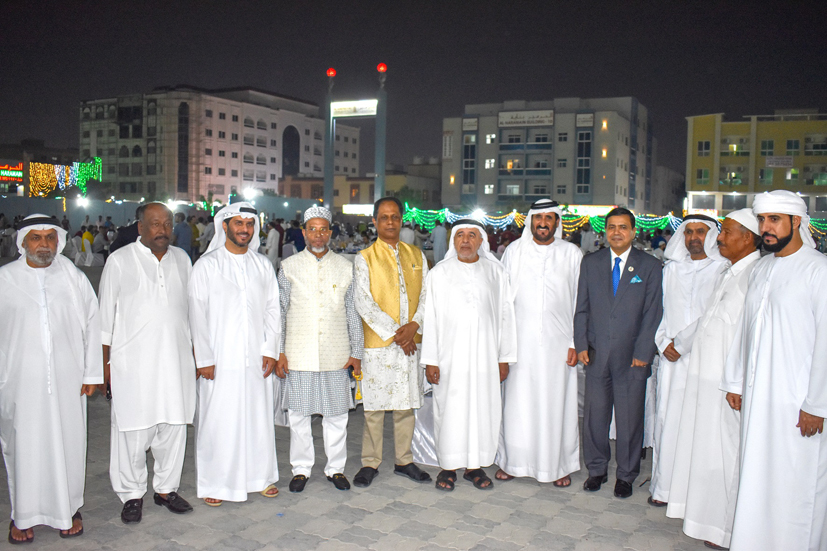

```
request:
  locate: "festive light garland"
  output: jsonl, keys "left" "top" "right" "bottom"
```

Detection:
{"left": 29, "top": 157, "right": 101, "bottom": 197}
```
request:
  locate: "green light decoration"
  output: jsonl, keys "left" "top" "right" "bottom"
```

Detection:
{"left": 75, "top": 157, "right": 102, "bottom": 196}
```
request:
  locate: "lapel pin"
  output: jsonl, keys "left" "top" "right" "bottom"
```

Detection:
{"left": 628, "top": 266, "right": 634, "bottom": 272}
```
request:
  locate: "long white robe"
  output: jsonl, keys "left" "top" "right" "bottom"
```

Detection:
{"left": 189, "top": 247, "right": 281, "bottom": 501}
{"left": 99, "top": 242, "right": 196, "bottom": 431}
{"left": 420, "top": 256, "right": 517, "bottom": 470}
{"left": 496, "top": 239, "right": 582, "bottom": 482}
{"left": 666, "top": 251, "right": 760, "bottom": 548}
{"left": 266, "top": 228, "right": 279, "bottom": 267}
{"left": 650, "top": 256, "right": 724, "bottom": 502}
{"left": 0, "top": 257, "right": 102, "bottom": 530}
{"left": 432, "top": 225, "right": 448, "bottom": 263}
{"left": 722, "top": 246, "right": 827, "bottom": 551}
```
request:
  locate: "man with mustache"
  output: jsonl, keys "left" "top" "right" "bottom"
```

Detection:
{"left": 421, "top": 220, "right": 517, "bottom": 491}
{"left": 665, "top": 208, "right": 761, "bottom": 550}
{"left": 649, "top": 214, "right": 726, "bottom": 507}
{"left": 722, "top": 190, "right": 827, "bottom": 551}
{"left": 0, "top": 214, "right": 102, "bottom": 542}
{"left": 98, "top": 202, "right": 195, "bottom": 523}
{"left": 188, "top": 202, "right": 281, "bottom": 506}
{"left": 495, "top": 199, "right": 583, "bottom": 487}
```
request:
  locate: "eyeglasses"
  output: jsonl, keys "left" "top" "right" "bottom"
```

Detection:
{"left": 306, "top": 228, "right": 331, "bottom": 235}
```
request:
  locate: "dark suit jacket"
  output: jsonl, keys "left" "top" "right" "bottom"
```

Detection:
{"left": 573, "top": 247, "right": 663, "bottom": 380}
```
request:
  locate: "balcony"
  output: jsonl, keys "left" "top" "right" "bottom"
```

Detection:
{"left": 525, "top": 142, "right": 552, "bottom": 150}
{"left": 499, "top": 143, "right": 524, "bottom": 151}
{"left": 525, "top": 168, "right": 551, "bottom": 176}
{"left": 499, "top": 169, "right": 524, "bottom": 176}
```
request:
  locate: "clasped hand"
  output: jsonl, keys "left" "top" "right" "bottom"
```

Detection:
{"left": 394, "top": 322, "right": 419, "bottom": 356}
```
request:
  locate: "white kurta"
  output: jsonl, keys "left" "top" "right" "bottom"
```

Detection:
{"left": 99, "top": 241, "right": 196, "bottom": 431}
{"left": 266, "top": 228, "right": 279, "bottom": 266}
{"left": 420, "top": 256, "right": 517, "bottom": 470}
{"left": 722, "top": 246, "right": 827, "bottom": 551}
{"left": 650, "top": 256, "right": 725, "bottom": 502}
{"left": 0, "top": 257, "right": 102, "bottom": 530}
{"left": 496, "top": 239, "right": 582, "bottom": 482}
{"left": 666, "top": 251, "right": 759, "bottom": 548}
{"left": 353, "top": 247, "right": 428, "bottom": 411}
{"left": 432, "top": 225, "right": 448, "bottom": 263}
{"left": 189, "top": 247, "right": 281, "bottom": 501}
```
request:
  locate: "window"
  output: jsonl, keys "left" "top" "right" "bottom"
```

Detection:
{"left": 119, "top": 146, "right": 130, "bottom": 158}
{"left": 485, "top": 134, "right": 496, "bottom": 144}
{"left": 232, "top": 115, "right": 239, "bottom": 122}
{"left": 95, "top": 129, "right": 103, "bottom": 138}
{"left": 462, "top": 134, "right": 477, "bottom": 185}
{"left": 576, "top": 131, "right": 592, "bottom": 188}
{"left": 506, "top": 184, "right": 520, "bottom": 195}
{"left": 696, "top": 168, "right": 710, "bottom": 185}
{"left": 231, "top": 133, "right": 238, "bottom": 141}
{"left": 256, "top": 155, "right": 266, "bottom": 165}
{"left": 108, "top": 129, "right": 115, "bottom": 137}
{"left": 270, "top": 139, "right": 277, "bottom": 147}
{"left": 485, "top": 159, "right": 495, "bottom": 169}
{"left": 244, "top": 134, "right": 255, "bottom": 145}
{"left": 120, "top": 125, "right": 130, "bottom": 139}
{"left": 442, "top": 134, "right": 453, "bottom": 158}
{"left": 108, "top": 148, "right": 116, "bottom": 156}
{"left": 760, "top": 140, "right": 774, "bottom": 156}
{"left": 146, "top": 165, "right": 156, "bottom": 175}
{"left": 722, "top": 194, "right": 747, "bottom": 210}
{"left": 218, "top": 131, "right": 226, "bottom": 139}
{"left": 243, "top": 153, "right": 254, "bottom": 163}
{"left": 219, "top": 112, "right": 226, "bottom": 120}
{"left": 82, "top": 148, "right": 90, "bottom": 158}
{"left": 82, "top": 130, "right": 90, "bottom": 138}
{"left": 108, "top": 165, "right": 116, "bottom": 174}
{"left": 787, "top": 140, "right": 800, "bottom": 155}
{"left": 352, "top": 168, "right": 356, "bottom": 173}
{"left": 817, "top": 197, "right": 827, "bottom": 212}
{"left": 256, "top": 171, "right": 266, "bottom": 182}
{"left": 484, "top": 184, "right": 494, "bottom": 194}
{"left": 558, "top": 133, "right": 568, "bottom": 142}
{"left": 344, "top": 137, "right": 349, "bottom": 143}
{"left": 231, "top": 152, "right": 238, "bottom": 159}
{"left": 531, "top": 183, "right": 548, "bottom": 194}
{"left": 786, "top": 168, "right": 799, "bottom": 182}
{"left": 305, "top": 161, "right": 310, "bottom": 167}
{"left": 759, "top": 168, "right": 773, "bottom": 185}
{"left": 206, "top": 109, "right": 213, "bottom": 118}
{"left": 257, "top": 136, "right": 267, "bottom": 147}
{"left": 219, "top": 150, "right": 225, "bottom": 157}
{"left": 335, "top": 150, "right": 340, "bottom": 157}
{"left": 243, "top": 169, "right": 254, "bottom": 181}
{"left": 507, "top": 134, "right": 521, "bottom": 144}
{"left": 311, "top": 185, "right": 323, "bottom": 199}
{"left": 535, "top": 159, "right": 549, "bottom": 168}
{"left": 205, "top": 167, "right": 212, "bottom": 174}
{"left": 353, "top": 138, "right": 357, "bottom": 145}
{"left": 534, "top": 133, "right": 549, "bottom": 142}
{"left": 576, "top": 183, "right": 590, "bottom": 194}
{"left": 352, "top": 153, "right": 357, "bottom": 159}
{"left": 231, "top": 169, "right": 238, "bottom": 177}
{"left": 205, "top": 129, "right": 212, "bottom": 137}
{"left": 244, "top": 117, "right": 254, "bottom": 128}
{"left": 305, "top": 129, "right": 310, "bottom": 135}
{"left": 205, "top": 148, "right": 212, "bottom": 156}
{"left": 344, "top": 152, "right": 348, "bottom": 158}
{"left": 556, "top": 184, "right": 566, "bottom": 195}
{"left": 305, "top": 145, "right": 311, "bottom": 152}
{"left": 557, "top": 158, "right": 567, "bottom": 168}
{"left": 335, "top": 165, "right": 340, "bottom": 171}
{"left": 271, "top": 122, "right": 277, "bottom": 129}
{"left": 336, "top": 135, "right": 340, "bottom": 141}
{"left": 256, "top": 120, "right": 266, "bottom": 130}
{"left": 270, "top": 174, "right": 276, "bottom": 180}
{"left": 270, "top": 157, "right": 276, "bottom": 163}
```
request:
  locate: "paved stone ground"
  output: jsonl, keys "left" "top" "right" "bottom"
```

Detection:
{"left": 0, "top": 396, "right": 704, "bottom": 550}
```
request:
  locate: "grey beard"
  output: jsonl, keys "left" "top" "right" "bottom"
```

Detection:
{"left": 309, "top": 245, "right": 327, "bottom": 254}
{"left": 26, "top": 249, "right": 55, "bottom": 266}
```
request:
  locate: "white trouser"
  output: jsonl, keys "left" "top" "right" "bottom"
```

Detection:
{"left": 288, "top": 409, "right": 348, "bottom": 478}
{"left": 110, "top": 414, "right": 187, "bottom": 502}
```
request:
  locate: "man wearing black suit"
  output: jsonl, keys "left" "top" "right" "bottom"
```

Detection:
{"left": 574, "top": 208, "right": 663, "bottom": 498}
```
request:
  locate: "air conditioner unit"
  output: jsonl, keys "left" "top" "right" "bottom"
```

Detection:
{"left": 739, "top": 138, "right": 749, "bottom": 144}
{"left": 721, "top": 139, "right": 729, "bottom": 145}
{"left": 804, "top": 166, "right": 813, "bottom": 172}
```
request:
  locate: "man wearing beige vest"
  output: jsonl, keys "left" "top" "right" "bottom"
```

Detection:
{"left": 353, "top": 197, "right": 432, "bottom": 487}
{"left": 276, "top": 206, "right": 363, "bottom": 492}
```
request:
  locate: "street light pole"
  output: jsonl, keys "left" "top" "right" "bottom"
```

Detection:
{"left": 374, "top": 63, "right": 387, "bottom": 202}
{"left": 323, "top": 68, "right": 336, "bottom": 209}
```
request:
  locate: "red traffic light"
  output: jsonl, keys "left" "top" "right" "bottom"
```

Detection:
{"left": 377, "top": 63, "right": 387, "bottom": 73}
{"left": 326, "top": 67, "right": 337, "bottom": 77}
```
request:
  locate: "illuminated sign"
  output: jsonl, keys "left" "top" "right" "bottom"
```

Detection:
{"left": 342, "top": 203, "right": 374, "bottom": 216}
{"left": 331, "top": 100, "right": 378, "bottom": 118}
{"left": 564, "top": 204, "right": 616, "bottom": 217}
{"left": 0, "top": 162, "right": 23, "bottom": 182}
{"left": 498, "top": 110, "right": 554, "bottom": 128}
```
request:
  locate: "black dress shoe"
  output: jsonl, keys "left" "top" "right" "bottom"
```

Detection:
{"left": 327, "top": 473, "right": 351, "bottom": 491}
{"left": 289, "top": 475, "right": 308, "bottom": 493}
{"left": 583, "top": 474, "right": 608, "bottom": 492}
{"left": 153, "top": 492, "right": 193, "bottom": 514}
{"left": 394, "top": 463, "right": 432, "bottom": 483}
{"left": 353, "top": 467, "right": 378, "bottom": 487}
{"left": 121, "top": 498, "right": 143, "bottom": 524}
{"left": 614, "top": 479, "right": 633, "bottom": 498}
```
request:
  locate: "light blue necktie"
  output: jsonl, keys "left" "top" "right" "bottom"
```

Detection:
{"left": 612, "top": 257, "right": 621, "bottom": 296}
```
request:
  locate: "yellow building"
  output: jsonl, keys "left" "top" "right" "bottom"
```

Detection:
{"left": 686, "top": 110, "right": 827, "bottom": 215}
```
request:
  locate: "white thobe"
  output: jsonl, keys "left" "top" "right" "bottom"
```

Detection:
{"left": 99, "top": 242, "right": 196, "bottom": 500}
{"left": 722, "top": 246, "right": 827, "bottom": 551}
{"left": 420, "top": 256, "right": 517, "bottom": 470}
{"left": 266, "top": 228, "right": 279, "bottom": 267}
{"left": 496, "top": 239, "right": 582, "bottom": 482}
{"left": 0, "top": 257, "right": 102, "bottom": 530}
{"left": 665, "top": 251, "right": 759, "bottom": 548}
{"left": 432, "top": 225, "right": 448, "bottom": 263}
{"left": 189, "top": 248, "right": 281, "bottom": 501}
{"left": 354, "top": 246, "right": 428, "bottom": 411}
{"left": 650, "top": 256, "right": 725, "bottom": 502}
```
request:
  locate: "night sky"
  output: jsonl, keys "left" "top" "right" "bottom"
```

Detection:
{"left": 2, "top": 1, "right": 825, "bottom": 174}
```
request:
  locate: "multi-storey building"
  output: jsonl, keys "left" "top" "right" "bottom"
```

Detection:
{"left": 79, "top": 85, "right": 359, "bottom": 202}
{"left": 686, "top": 110, "right": 827, "bottom": 215}
{"left": 441, "top": 97, "right": 657, "bottom": 212}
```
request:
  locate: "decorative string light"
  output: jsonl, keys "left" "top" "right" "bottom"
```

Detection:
{"left": 29, "top": 157, "right": 101, "bottom": 197}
